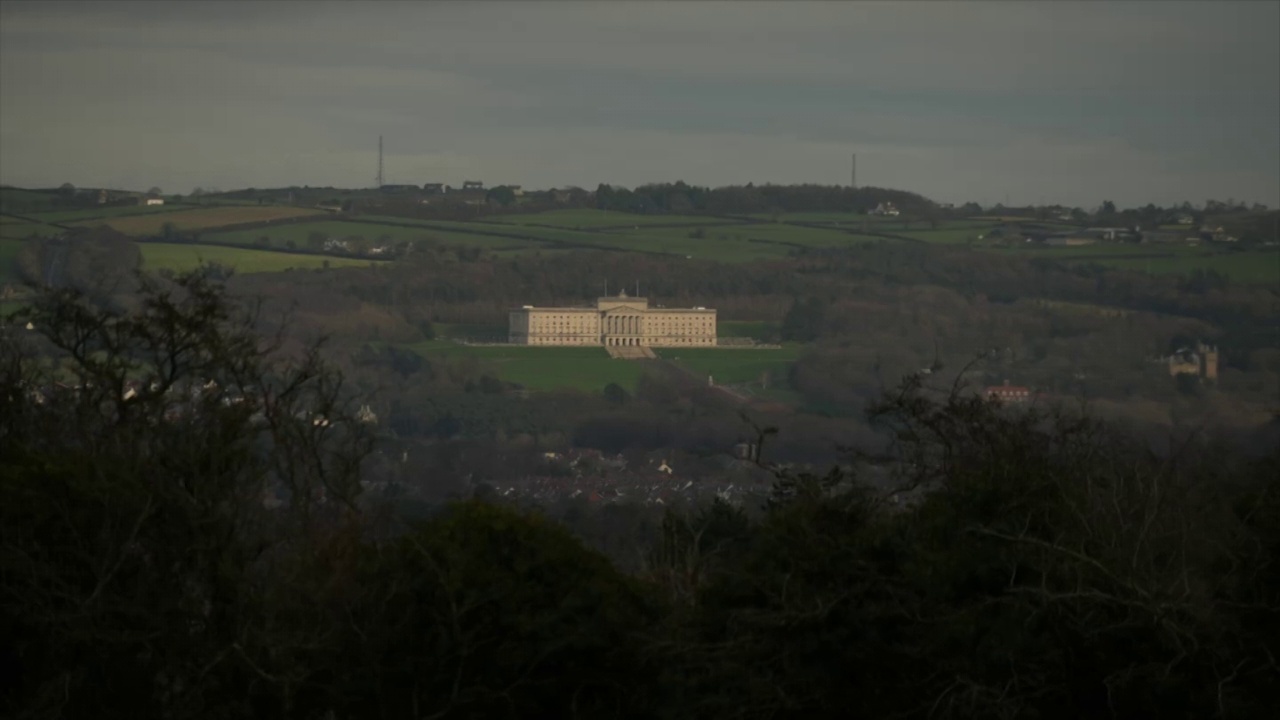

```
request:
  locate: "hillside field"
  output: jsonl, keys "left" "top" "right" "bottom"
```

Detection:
{"left": 406, "top": 341, "right": 650, "bottom": 392}
{"left": 404, "top": 340, "right": 805, "bottom": 393}
{"left": 204, "top": 220, "right": 550, "bottom": 252}
{"left": 990, "top": 244, "right": 1279, "bottom": 284}
{"left": 1, "top": 239, "right": 24, "bottom": 282}
{"left": 73, "top": 206, "right": 324, "bottom": 236}
{"left": 490, "top": 208, "right": 733, "bottom": 228}
{"left": 655, "top": 345, "right": 803, "bottom": 385}
{"left": 27, "top": 204, "right": 198, "bottom": 224}
{"left": 1096, "top": 250, "right": 1278, "bottom": 285}
{"left": 138, "top": 243, "right": 383, "bottom": 274}
{"left": 0, "top": 222, "right": 62, "bottom": 240}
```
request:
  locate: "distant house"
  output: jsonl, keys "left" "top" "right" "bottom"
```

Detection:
{"left": 142, "top": 196, "right": 164, "bottom": 206}
{"left": 871, "top": 202, "right": 900, "bottom": 216}
{"left": 1045, "top": 235, "right": 1097, "bottom": 247}
{"left": 985, "top": 380, "right": 1033, "bottom": 404}
{"left": 462, "top": 180, "right": 484, "bottom": 191}
{"left": 1165, "top": 342, "right": 1219, "bottom": 381}
{"left": 423, "top": 183, "right": 448, "bottom": 194}
{"left": 1142, "top": 230, "right": 1199, "bottom": 245}
{"left": 508, "top": 185, "right": 523, "bottom": 197}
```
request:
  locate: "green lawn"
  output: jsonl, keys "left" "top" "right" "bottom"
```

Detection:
{"left": 488, "top": 209, "right": 734, "bottom": 228}
{"left": 138, "top": 243, "right": 384, "bottom": 274}
{"left": 406, "top": 341, "right": 649, "bottom": 392}
{"left": 655, "top": 345, "right": 803, "bottom": 385}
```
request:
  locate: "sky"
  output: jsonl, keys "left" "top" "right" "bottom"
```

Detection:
{"left": 1, "top": 0, "right": 1277, "bottom": 208}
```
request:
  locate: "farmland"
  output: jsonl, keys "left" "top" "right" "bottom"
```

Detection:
{"left": 1, "top": 239, "right": 24, "bottom": 282}
{"left": 0, "top": 222, "right": 62, "bottom": 240}
{"left": 406, "top": 341, "right": 650, "bottom": 392}
{"left": 490, "top": 208, "right": 732, "bottom": 228}
{"left": 26, "top": 203, "right": 197, "bottom": 224}
{"left": 1093, "top": 250, "right": 1278, "bottom": 285}
{"left": 138, "top": 243, "right": 383, "bottom": 274}
{"left": 204, "top": 220, "right": 551, "bottom": 252}
{"left": 71, "top": 206, "right": 324, "bottom": 236}
{"left": 989, "top": 243, "right": 1280, "bottom": 285}
{"left": 0, "top": 187, "right": 60, "bottom": 213}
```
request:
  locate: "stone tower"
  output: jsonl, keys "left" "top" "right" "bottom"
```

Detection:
{"left": 1198, "top": 342, "right": 1219, "bottom": 381}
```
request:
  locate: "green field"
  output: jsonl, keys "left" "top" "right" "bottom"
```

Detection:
{"left": 0, "top": 188, "right": 59, "bottom": 213}
{"left": 899, "top": 227, "right": 988, "bottom": 244}
{"left": 406, "top": 341, "right": 649, "bottom": 392}
{"left": 204, "top": 220, "right": 550, "bottom": 252}
{"left": 138, "top": 243, "right": 383, "bottom": 274}
{"left": 655, "top": 345, "right": 803, "bottom": 385}
{"left": 489, "top": 208, "right": 734, "bottom": 229}
{"left": 1, "top": 238, "right": 25, "bottom": 282}
{"left": 367, "top": 220, "right": 790, "bottom": 261}
{"left": 744, "top": 212, "right": 880, "bottom": 224}
{"left": 27, "top": 204, "right": 198, "bottom": 224}
{"left": 72, "top": 206, "right": 324, "bottom": 236}
{"left": 989, "top": 244, "right": 1279, "bottom": 284}
{"left": 1097, "top": 250, "right": 1278, "bottom": 285}
{"left": 0, "top": 222, "right": 62, "bottom": 240}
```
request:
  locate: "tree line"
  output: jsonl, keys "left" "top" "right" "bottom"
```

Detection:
{"left": 3, "top": 273, "right": 1277, "bottom": 718}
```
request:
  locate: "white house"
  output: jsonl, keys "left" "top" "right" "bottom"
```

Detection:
{"left": 143, "top": 197, "right": 165, "bottom": 206}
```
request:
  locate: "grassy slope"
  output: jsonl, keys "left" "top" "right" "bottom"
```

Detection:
{"left": 138, "top": 243, "right": 383, "bottom": 274}
{"left": 654, "top": 345, "right": 804, "bottom": 385}
{"left": 73, "top": 206, "right": 324, "bottom": 236}
{"left": 0, "top": 238, "right": 24, "bottom": 283}
{"left": 204, "top": 221, "right": 550, "bottom": 251}
{"left": 0, "top": 222, "right": 62, "bottom": 240}
{"left": 406, "top": 341, "right": 649, "bottom": 392}
{"left": 489, "top": 208, "right": 734, "bottom": 228}
{"left": 28, "top": 204, "right": 197, "bottom": 224}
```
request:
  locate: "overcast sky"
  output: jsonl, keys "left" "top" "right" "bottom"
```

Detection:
{"left": 2, "top": 1, "right": 1277, "bottom": 207}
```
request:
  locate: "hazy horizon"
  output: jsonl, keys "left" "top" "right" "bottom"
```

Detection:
{"left": 2, "top": 0, "right": 1277, "bottom": 208}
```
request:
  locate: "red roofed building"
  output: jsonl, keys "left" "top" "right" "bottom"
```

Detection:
{"left": 985, "top": 380, "right": 1032, "bottom": 404}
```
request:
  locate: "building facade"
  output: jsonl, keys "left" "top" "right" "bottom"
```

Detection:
{"left": 1167, "top": 342, "right": 1219, "bottom": 381}
{"left": 509, "top": 291, "right": 716, "bottom": 347}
